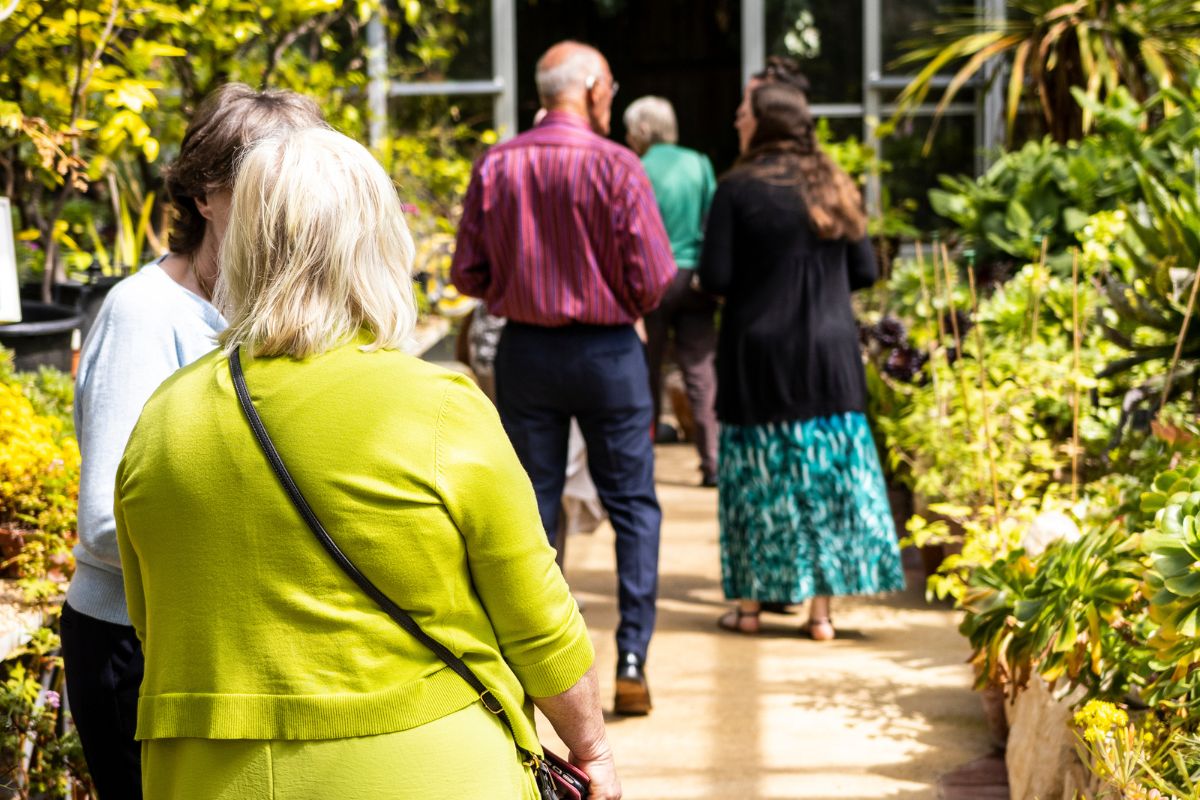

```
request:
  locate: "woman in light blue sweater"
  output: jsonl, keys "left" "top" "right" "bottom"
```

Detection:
{"left": 61, "top": 84, "right": 325, "bottom": 799}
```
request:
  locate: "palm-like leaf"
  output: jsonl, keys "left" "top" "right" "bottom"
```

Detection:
{"left": 893, "top": 0, "right": 1200, "bottom": 145}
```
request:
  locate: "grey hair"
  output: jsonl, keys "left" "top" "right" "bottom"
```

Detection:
{"left": 623, "top": 96, "right": 678, "bottom": 149}
{"left": 535, "top": 44, "right": 605, "bottom": 104}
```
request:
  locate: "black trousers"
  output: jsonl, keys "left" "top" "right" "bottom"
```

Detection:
{"left": 495, "top": 322, "right": 662, "bottom": 661}
{"left": 60, "top": 601, "right": 143, "bottom": 800}
{"left": 644, "top": 269, "right": 719, "bottom": 478}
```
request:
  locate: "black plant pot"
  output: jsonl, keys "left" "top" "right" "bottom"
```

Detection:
{"left": 54, "top": 276, "right": 123, "bottom": 343}
{"left": 0, "top": 302, "right": 86, "bottom": 373}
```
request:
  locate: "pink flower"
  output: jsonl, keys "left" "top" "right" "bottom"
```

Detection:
{"left": 401, "top": 203, "right": 420, "bottom": 215}
{"left": 44, "top": 690, "right": 60, "bottom": 709}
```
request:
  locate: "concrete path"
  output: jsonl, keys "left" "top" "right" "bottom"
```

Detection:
{"left": 537, "top": 444, "right": 994, "bottom": 800}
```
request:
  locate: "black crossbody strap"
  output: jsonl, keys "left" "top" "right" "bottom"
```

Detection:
{"left": 227, "top": 347, "right": 526, "bottom": 750}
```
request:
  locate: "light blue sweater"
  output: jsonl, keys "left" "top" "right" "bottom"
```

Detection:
{"left": 67, "top": 259, "right": 226, "bottom": 625}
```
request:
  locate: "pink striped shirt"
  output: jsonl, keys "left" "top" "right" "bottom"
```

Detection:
{"left": 450, "top": 111, "right": 676, "bottom": 326}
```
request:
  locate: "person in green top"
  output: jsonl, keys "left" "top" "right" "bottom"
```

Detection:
{"left": 625, "top": 96, "right": 720, "bottom": 486}
{"left": 115, "top": 128, "right": 620, "bottom": 799}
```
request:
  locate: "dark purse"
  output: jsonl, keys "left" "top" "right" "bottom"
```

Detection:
{"left": 228, "top": 348, "right": 590, "bottom": 800}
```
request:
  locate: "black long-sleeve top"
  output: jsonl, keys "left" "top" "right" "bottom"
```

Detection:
{"left": 698, "top": 162, "right": 877, "bottom": 426}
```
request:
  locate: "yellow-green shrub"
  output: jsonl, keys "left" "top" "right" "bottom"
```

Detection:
{"left": 0, "top": 358, "right": 79, "bottom": 595}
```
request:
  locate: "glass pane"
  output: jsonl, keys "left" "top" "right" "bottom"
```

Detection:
{"left": 819, "top": 116, "right": 866, "bottom": 142}
{"left": 516, "top": 0, "right": 743, "bottom": 168}
{"left": 388, "top": 93, "right": 494, "bottom": 227}
{"left": 881, "top": 0, "right": 946, "bottom": 69}
{"left": 882, "top": 114, "right": 976, "bottom": 230}
{"left": 392, "top": 0, "right": 493, "bottom": 82}
{"left": 389, "top": 93, "right": 494, "bottom": 135}
{"left": 765, "top": 0, "right": 863, "bottom": 105}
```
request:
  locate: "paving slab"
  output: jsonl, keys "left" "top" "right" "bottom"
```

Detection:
{"left": 538, "top": 443, "right": 994, "bottom": 800}
{"left": 939, "top": 753, "right": 1009, "bottom": 799}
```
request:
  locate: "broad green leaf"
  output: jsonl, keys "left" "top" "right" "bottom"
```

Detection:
{"left": 1164, "top": 572, "right": 1200, "bottom": 598}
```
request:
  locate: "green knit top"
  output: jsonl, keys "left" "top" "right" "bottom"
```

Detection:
{"left": 114, "top": 334, "right": 594, "bottom": 754}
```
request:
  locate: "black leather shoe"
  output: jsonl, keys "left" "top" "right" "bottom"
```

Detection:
{"left": 614, "top": 651, "right": 652, "bottom": 716}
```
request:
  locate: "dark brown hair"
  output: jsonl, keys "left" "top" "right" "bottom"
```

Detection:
{"left": 163, "top": 83, "right": 326, "bottom": 255}
{"left": 735, "top": 83, "right": 867, "bottom": 241}
{"left": 753, "top": 56, "right": 811, "bottom": 96}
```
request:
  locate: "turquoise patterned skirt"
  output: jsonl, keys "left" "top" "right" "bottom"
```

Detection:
{"left": 718, "top": 412, "right": 905, "bottom": 602}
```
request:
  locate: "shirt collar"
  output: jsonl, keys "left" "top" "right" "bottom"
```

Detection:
{"left": 538, "top": 110, "right": 591, "bottom": 131}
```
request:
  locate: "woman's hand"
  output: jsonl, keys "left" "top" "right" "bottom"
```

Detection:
{"left": 532, "top": 667, "right": 619, "bottom": 798}
{"left": 571, "top": 744, "right": 621, "bottom": 800}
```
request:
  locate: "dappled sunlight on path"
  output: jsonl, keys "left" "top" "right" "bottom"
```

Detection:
{"left": 537, "top": 444, "right": 993, "bottom": 799}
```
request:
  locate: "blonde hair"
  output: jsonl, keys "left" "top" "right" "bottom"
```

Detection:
{"left": 215, "top": 128, "right": 417, "bottom": 358}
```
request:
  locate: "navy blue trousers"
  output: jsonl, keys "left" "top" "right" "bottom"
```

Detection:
{"left": 495, "top": 322, "right": 661, "bottom": 661}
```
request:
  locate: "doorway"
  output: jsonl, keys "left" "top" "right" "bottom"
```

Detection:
{"left": 516, "top": 0, "right": 744, "bottom": 171}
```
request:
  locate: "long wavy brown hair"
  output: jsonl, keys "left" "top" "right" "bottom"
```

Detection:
{"left": 735, "top": 83, "right": 867, "bottom": 241}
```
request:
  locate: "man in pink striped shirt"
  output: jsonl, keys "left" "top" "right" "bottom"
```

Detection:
{"left": 451, "top": 40, "right": 675, "bottom": 717}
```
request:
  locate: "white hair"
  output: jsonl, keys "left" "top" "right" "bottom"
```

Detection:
{"left": 623, "top": 96, "right": 678, "bottom": 150}
{"left": 536, "top": 45, "right": 605, "bottom": 104}
{"left": 215, "top": 127, "right": 417, "bottom": 358}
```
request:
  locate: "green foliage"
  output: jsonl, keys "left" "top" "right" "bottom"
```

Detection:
{"left": 955, "top": 458, "right": 1200, "bottom": 796}
{"left": 2, "top": 0, "right": 485, "bottom": 308}
{"left": 380, "top": 109, "right": 496, "bottom": 317}
{"left": 817, "top": 119, "right": 918, "bottom": 240}
{"left": 0, "top": 0, "right": 189, "bottom": 294}
{"left": 1073, "top": 699, "right": 1200, "bottom": 799}
{"left": 869, "top": 248, "right": 1122, "bottom": 601}
{"left": 0, "top": 348, "right": 78, "bottom": 601}
{"left": 1087, "top": 85, "right": 1200, "bottom": 384}
{"left": 928, "top": 136, "right": 1131, "bottom": 275}
{"left": 962, "top": 527, "right": 1145, "bottom": 697}
{"left": 923, "top": 84, "right": 1200, "bottom": 394}
{"left": 892, "top": 0, "right": 1200, "bottom": 144}
{"left": 913, "top": 502, "right": 1044, "bottom": 604}
{"left": 881, "top": 28, "right": 1200, "bottom": 786}
{"left": 0, "top": 356, "right": 75, "bottom": 438}
{"left": 0, "top": 624, "right": 90, "bottom": 798}
{"left": 145, "top": 1, "right": 381, "bottom": 133}
{"left": 1139, "top": 465, "right": 1200, "bottom": 708}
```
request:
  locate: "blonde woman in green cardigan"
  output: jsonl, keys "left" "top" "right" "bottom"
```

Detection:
{"left": 114, "top": 128, "right": 620, "bottom": 800}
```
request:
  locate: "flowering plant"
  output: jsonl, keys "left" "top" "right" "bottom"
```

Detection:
{"left": 0, "top": 625, "right": 90, "bottom": 799}
{"left": 1075, "top": 700, "right": 1200, "bottom": 800}
{"left": 0, "top": 351, "right": 80, "bottom": 601}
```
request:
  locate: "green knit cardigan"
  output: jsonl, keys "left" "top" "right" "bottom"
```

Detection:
{"left": 115, "top": 335, "right": 593, "bottom": 754}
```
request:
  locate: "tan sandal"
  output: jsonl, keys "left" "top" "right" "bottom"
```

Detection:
{"left": 718, "top": 607, "right": 761, "bottom": 634}
{"left": 802, "top": 617, "right": 835, "bottom": 641}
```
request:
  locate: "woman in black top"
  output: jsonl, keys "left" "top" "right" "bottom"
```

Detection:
{"left": 699, "top": 83, "right": 904, "bottom": 640}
